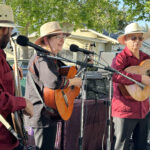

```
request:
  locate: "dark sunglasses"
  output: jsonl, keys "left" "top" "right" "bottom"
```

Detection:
{"left": 130, "top": 36, "right": 144, "bottom": 41}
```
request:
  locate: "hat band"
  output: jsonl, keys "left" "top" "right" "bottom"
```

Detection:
{"left": 0, "top": 20, "right": 14, "bottom": 24}
{"left": 126, "top": 30, "right": 146, "bottom": 34}
{"left": 46, "top": 29, "right": 63, "bottom": 35}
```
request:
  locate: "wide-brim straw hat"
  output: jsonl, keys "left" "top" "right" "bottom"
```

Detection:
{"left": 117, "top": 22, "right": 150, "bottom": 45}
{"left": 35, "top": 21, "right": 71, "bottom": 45}
{"left": 0, "top": 4, "right": 17, "bottom": 28}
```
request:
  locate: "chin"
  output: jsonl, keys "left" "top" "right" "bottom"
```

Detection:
{"left": 58, "top": 48, "right": 63, "bottom": 52}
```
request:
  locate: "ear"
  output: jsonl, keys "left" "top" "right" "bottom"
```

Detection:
{"left": 0, "top": 28, "right": 3, "bottom": 35}
{"left": 2, "top": 27, "right": 8, "bottom": 35}
{"left": 43, "top": 36, "right": 49, "bottom": 45}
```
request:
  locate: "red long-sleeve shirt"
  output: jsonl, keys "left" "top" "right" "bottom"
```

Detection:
{"left": 0, "top": 49, "right": 26, "bottom": 150}
{"left": 111, "top": 47, "right": 150, "bottom": 119}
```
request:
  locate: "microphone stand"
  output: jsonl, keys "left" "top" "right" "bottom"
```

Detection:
{"left": 78, "top": 56, "right": 89, "bottom": 150}
{"left": 106, "top": 73, "right": 113, "bottom": 150}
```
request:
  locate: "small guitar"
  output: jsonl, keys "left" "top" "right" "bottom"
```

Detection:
{"left": 119, "top": 59, "right": 150, "bottom": 101}
{"left": 43, "top": 66, "right": 80, "bottom": 121}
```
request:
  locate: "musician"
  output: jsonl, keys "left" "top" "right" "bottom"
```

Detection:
{"left": 24, "top": 21, "right": 82, "bottom": 150}
{"left": 0, "top": 4, "right": 33, "bottom": 150}
{"left": 111, "top": 22, "right": 150, "bottom": 150}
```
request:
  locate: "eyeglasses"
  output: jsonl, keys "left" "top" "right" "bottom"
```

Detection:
{"left": 130, "top": 36, "right": 144, "bottom": 41}
{"left": 55, "top": 35, "right": 67, "bottom": 40}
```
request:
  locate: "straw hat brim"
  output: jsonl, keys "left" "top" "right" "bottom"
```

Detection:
{"left": 118, "top": 31, "right": 150, "bottom": 45}
{"left": 35, "top": 31, "right": 71, "bottom": 45}
{"left": 0, "top": 23, "right": 21, "bottom": 28}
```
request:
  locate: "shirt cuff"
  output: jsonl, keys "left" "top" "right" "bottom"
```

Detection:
{"left": 14, "top": 97, "right": 26, "bottom": 111}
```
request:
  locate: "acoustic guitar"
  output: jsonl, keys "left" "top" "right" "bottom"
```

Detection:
{"left": 119, "top": 59, "right": 150, "bottom": 101}
{"left": 43, "top": 66, "right": 80, "bottom": 121}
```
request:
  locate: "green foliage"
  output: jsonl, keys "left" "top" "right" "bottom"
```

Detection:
{"left": 122, "top": 0, "right": 150, "bottom": 22}
{"left": 2, "top": 0, "right": 130, "bottom": 35}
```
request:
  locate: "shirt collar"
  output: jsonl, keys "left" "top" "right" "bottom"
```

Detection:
{"left": 123, "top": 47, "right": 133, "bottom": 57}
{"left": 123, "top": 47, "right": 143, "bottom": 59}
{"left": 0, "top": 49, "right": 6, "bottom": 59}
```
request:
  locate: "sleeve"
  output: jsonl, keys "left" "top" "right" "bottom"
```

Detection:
{"left": 111, "top": 54, "right": 141, "bottom": 85}
{"left": 0, "top": 79, "right": 26, "bottom": 117}
{"left": 142, "top": 52, "right": 150, "bottom": 60}
{"left": 38, "top": 58, "right": 69, "bottom": 89}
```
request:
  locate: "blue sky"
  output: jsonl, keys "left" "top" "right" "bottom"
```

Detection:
{"left": 137, "top": 21, "right": 150, "bottom": 27}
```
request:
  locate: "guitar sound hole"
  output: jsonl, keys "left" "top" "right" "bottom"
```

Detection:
{"left": 71, "top": 86, "right": 74, "bottom": 90}
{"left": 146, "top": 70, "right": 150, "bottom": 76}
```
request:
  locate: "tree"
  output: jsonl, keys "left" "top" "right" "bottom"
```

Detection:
{"left": 121, "top": 0, "right": 150, "bottom": 22}
{"left": 2, "top": 0, "right": 131, "bottom": 58}
{"left": 4, "top": 0, "right": 130, "bottom": 35}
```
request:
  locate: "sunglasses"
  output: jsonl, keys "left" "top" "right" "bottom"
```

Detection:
{"left": 130, "top": 36, "right": 144, "bottom": 41}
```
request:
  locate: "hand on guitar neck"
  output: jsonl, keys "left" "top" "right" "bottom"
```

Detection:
{"left": 69, "top": 77, "right": 82, "bottom": 87}
{"left": 141, "top": 75, "right": 150, "bottom": 86}
{"left": 23, "top": 99, "right": 33, "bottom": 118}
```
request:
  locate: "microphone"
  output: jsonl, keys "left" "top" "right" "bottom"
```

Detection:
{"left": 11, "top": 32, "right": 17, "bottom": 37}
{"left": 70, "top": 44, "right": 96, "bottom": 55}
{"left": 16, "top": 35, "right": 50, "bottom": 54}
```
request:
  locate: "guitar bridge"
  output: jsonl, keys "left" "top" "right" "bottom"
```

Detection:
{"left": 61, "top": 90, "right": 69, "bottom": 107}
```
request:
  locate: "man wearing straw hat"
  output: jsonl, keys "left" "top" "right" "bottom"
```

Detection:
{"left": 0, "top": 4, "right": 33, "bottom": 150}
{"left": 24, "top": 21, "right": 82, "bottom": 150}
{"left": 111, "top": 22, "right": 150, "bottom": 150}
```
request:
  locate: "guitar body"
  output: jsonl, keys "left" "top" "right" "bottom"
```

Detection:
{"left": 119, "top": 59, "right": 150, "bottom": 101}
{"left": 43, "top": 66, "right": 80, "bottom": 120}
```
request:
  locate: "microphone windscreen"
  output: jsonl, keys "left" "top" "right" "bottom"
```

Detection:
{"left": 70, "top": 44, "right": 79, "bottom": 52}
{"left": 16, "top": 35, "right": 29, "bottom": 46}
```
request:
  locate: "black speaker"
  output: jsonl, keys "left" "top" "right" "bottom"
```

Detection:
{"left": 85, "top": 71, "right": 109, "bottom": 100}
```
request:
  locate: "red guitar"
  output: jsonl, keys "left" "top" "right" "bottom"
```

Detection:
{"left": 43, "top": 66, "right": 80, "bottom": 120}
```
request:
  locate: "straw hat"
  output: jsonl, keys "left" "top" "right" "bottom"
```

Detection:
{"left": 117, "top": 22, "right": 150, "bottom": 45}
{"left": 35, "top": 21, "right": 71, "bottom": 45}
{"left": 0, "top": 4, "right": 16, "bottom": 28}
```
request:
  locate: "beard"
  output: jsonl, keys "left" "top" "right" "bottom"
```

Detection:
{"left": 0, "top": 32, "right": 9, "bottom": 49}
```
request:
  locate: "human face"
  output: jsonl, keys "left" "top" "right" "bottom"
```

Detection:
{"left": 124, "top": 33, "right": 143, "bottom": 52}
{"left": 0, "top": 27, "right": 13, "bottom": 49}
{"left": 47, "top": 34, "right": 66, "bottom": 55}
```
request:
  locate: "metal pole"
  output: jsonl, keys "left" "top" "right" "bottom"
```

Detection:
{"left": 106, "top": 73, "right": 112, "bottom": 150}
{"left": 78, "top": 56, "right": 88, "bottom": 150}
{"left": 79, "top": 71, "right": 87, "bottom": 150}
